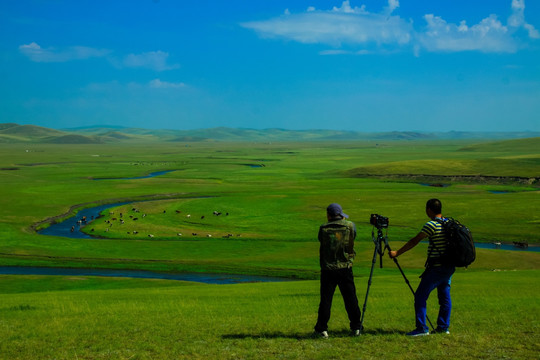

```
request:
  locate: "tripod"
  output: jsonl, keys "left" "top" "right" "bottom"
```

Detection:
{"left": 359, "top": 226, "right": 434, "bottom": 333}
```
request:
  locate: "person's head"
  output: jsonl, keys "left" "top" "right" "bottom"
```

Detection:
{"left": 327, "top": 203, "right": 348, "bottom": 220}
{"left": 425, "top": 198, "right": 442, "bottom": 217}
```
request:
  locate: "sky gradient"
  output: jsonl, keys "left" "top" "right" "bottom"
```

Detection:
{"left": 1, "top": 0, "right": 539, "bottom": 132}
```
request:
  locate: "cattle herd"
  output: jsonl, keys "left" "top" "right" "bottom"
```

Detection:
{"left": 74, "top": 206, "right": 239, "bottom": 240}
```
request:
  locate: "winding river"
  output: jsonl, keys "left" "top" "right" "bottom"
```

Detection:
{"left": 38, "top": 202, "right": 131, "bottom": 239}
{"left": 0, "top": 266, "right": 290, "bottom": 284}
{"left": 33, "top": 200, "right": 295, "bottom": 284}
{"left": 28, "top": 169, "right": 538, "bottom": 283}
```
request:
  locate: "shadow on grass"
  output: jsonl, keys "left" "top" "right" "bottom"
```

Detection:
{"left": 222, "top": 328, "right": 405, "bottom": 340}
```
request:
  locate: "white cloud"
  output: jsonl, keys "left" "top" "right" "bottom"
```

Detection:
{"left": 419, "top": 0, "right": 539, "bottom": 53}
{"left": 319, "top": 49, "right": 353, "bottom": 55}
{"left": 241, "top": 0, "right": 411, "bottom": 47}
{"left": 242, "top": 0, "right": 539, "bottom": 54}
{"left": 123, "top": 51, "right": 180, "bottom": 71}
{"left": 508, "top": 0, "right": 539, "bottom": 38}
{"left": 319, "top": 49, "right": 371, "bottom": 55}
{"left": 419, "top": 14, "right": 518, "bottom": 53}
{"left": 19, "top": 43, "right": 181, "bottom": 70}
{"left": 19, "top": 42, "right": 110, "bottom": 62}
{"left": 384, "top": 0, "right": 399, "bottom": 15}
{"left": 149, "top": 79, "right": 186, "bottom": 89}
{"left": 85, "top": 79, "right": 186, "bottom": 92}
{"left": 331, "top": 0, "right": 366, "bottom": 14}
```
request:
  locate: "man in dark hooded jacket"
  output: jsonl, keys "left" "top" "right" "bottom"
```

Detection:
{"left": 314, "top": 203, "right": 362, "bottom": 338}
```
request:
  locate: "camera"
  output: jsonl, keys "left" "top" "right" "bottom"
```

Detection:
{"left": 370, "top": 214, "right": 389, "bottom": 229}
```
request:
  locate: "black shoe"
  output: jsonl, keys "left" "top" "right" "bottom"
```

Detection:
{"left": 431, "top": 327, "right": 450, "bottom": 334}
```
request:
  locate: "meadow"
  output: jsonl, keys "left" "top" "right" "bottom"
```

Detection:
{"left": 0, "top": 138, "right": 539, "bottom": 359}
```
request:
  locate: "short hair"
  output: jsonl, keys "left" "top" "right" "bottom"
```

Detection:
{"left": 426, "top": 198, "right": 442, "bottom": 213}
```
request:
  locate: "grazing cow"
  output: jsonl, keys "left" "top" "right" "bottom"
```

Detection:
{"left": 176, "top": 210, "right": 181, "bottom": 214}
{"left": 513, "top": 241, "right": 528, "bottom": 249}
{"left": 133, "top": 218, "right": 138, "bottom": 221}
{"left": 148, "top": 234, "right": 154, "bottom": 238}
{"left": 206, "top": 234, "right": 212, "bottom": 237}
{"left": 187, "top": 214, "right": 191, "bottom": 218}
{"left": 177, "top": 233, "right": 182, "bottom": 236}
{"left": 201, "top": 216, "right": 205, "bottom": 219}
{"left": 133, "top": 231, "right": 138, "bottom": 234}
{"left": 142, "top": 214, "right": 147, "bottom": 218}
{"left": 163, "top": 210, "right": 166, "bottom": 213}
{"left": 192, "top": 233, "right": 197, "bottom": 236}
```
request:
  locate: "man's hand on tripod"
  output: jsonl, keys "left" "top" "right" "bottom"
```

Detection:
{"left": 388, "top": 232, "right": 427, "bottom": 259}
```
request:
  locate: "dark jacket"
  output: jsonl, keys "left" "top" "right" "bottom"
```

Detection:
{"left": 319, "top": 218, "right": 356, "bottom": 270}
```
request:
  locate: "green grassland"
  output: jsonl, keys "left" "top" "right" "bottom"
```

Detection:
{"left": 1, "top": 270, "right": 538, "bottom": 359}
{"left": 0, "top": 138, "right": 538, "bottom": 274}
{"left": 0, "top": 137, "right": 539, "bottom": 359}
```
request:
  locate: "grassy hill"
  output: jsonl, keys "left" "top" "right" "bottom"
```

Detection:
{"left": 2, "top": 123, "right": 539, "bottom": 143}
{"left": 458, "top": 137, "right": 540, "bottom": 153}
{"left": 345, "top": 137, "right": 540, "bottom": 182}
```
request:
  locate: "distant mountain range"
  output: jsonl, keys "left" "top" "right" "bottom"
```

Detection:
{"left": 0, "top": 123, "right": 538, "bottom": 143}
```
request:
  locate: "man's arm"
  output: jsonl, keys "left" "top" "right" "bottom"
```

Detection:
{"left": 389, "top": 231, "right": 428, "bottom": 258}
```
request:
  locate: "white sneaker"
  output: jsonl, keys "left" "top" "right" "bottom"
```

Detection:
{"left": 315, "top": 330, "right": 329, "bottom": 339}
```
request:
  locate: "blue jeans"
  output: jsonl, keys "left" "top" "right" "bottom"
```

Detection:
{"left": 414, "top": 265, "right": 455, "bottom": 332}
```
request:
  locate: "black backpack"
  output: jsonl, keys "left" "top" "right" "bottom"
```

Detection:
{"left": 434, "top": 218, "right": 476, "bottom": 267}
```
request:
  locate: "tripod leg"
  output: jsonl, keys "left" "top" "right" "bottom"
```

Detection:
{"left": 385, "top": 243, "right": 435, "bottom": 331}
{"left": 359, "top": 243, "right": 379, "bottom": 333}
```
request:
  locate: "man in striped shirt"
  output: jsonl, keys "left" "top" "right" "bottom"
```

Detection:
{"left": 389, "top": 198, "right": 455, "bottom": 336}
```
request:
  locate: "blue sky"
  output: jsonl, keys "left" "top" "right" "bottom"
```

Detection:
{"left": 1, "top": 0, "right": 539, "bottom": 132}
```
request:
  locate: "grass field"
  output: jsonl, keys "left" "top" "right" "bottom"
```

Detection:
{"left": 1, "top": 270, "right": 538, "bottom": 359}
{"left": 0, "top": 138, "right": 539, "bottom": 359}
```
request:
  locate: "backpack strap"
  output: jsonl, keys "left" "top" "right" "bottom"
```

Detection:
{"left": 347, "top": 225, "right": 355, "bottom": 259}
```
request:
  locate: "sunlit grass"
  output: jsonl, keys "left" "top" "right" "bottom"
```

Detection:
{"left": 1, "top": 270, "right": 538, "bottom": 359}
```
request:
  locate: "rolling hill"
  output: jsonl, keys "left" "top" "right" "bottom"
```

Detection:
{"left": 0, "top": 123, "right": 538, "bottom": 143}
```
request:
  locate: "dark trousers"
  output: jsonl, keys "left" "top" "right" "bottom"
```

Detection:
{"left": 315, "top": 268, "right": 362, "bottom": 332}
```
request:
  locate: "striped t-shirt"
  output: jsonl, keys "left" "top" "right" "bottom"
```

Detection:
{"left": 421, "top": 218, "right": 447, "bottom": 266}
